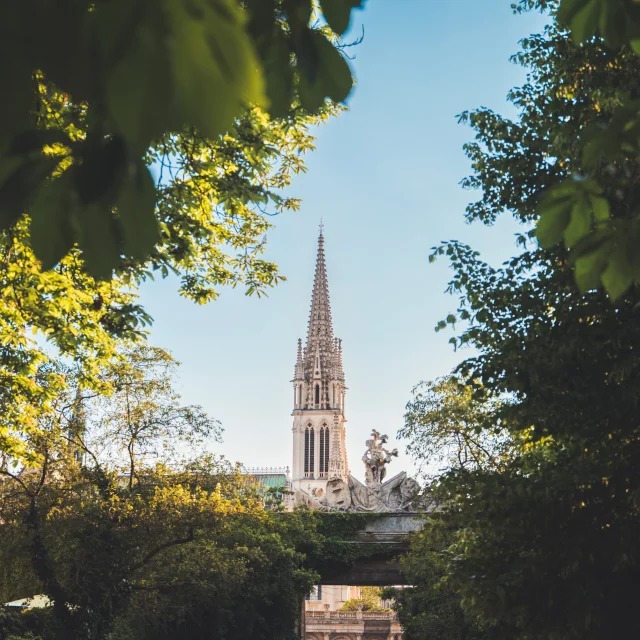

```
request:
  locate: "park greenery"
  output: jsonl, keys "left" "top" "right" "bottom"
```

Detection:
{"left": 6, "top": 0, "right": 640, "bottom": 639}
{"left": 393, "top": 0, "right": 640, "bottom": 638}
{"left": 0, "top": 345, "right": 384, "bottom": 640}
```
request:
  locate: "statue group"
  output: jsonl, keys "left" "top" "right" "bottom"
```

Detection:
{"left": 295, "top": 430, "right": 421, "bottom": 513}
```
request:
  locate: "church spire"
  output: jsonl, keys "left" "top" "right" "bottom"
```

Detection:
{"left": 291, "top": 225, "right": 348, "bottom": 489}
{"left": 304, "top": 227, "right": 335, "bottom": 373}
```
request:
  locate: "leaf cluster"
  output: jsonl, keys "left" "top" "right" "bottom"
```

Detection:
{"left": 532, "top": 0, "right": 640, "bottom": 299}
{"left": 0, "top": 0, "right": 362, "bottom": 278}
{"left": 409, "top": 14, "right": 640, "bottom": 640}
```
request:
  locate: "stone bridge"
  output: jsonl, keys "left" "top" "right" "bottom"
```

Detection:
{"left": 319, "top": 513, "right": 423, "bottom": 586}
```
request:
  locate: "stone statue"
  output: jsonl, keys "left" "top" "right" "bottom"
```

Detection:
{"left": 295, "top": 430, "right": 425, "bottom": 513}
{"left": 362, "top": 430, "right": 398, "bottom": 486}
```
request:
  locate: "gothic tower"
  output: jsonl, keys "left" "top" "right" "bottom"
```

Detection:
{"left": 291, "top": 228, "right": 348, "bottom": 496}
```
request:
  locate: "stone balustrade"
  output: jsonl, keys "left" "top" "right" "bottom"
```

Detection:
{"left": 306, "top": 610, "right": 397, "bottom": 623}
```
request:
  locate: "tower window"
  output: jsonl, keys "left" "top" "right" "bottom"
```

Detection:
{"left": 319, "top": 424, "right": 329, "bottom": 477}
{"left": 304, "top": 425, "right": 315, "bottom": 477}
{"left": 315, "top": 384, "right": 320, "bottom": 406}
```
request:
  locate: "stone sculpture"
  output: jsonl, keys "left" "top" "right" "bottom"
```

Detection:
{"left": 295, "top": 431, "right": 422, "bottom": 513}
{"left": 362, "top": 430, "right": 398, "bottom": 485}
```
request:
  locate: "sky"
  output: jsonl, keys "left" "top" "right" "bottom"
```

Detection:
{"left": 138, "top": 1, "right": 549, "bottom": 482}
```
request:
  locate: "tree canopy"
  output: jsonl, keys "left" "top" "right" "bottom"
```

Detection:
{"left": 396, "top": 3, "right": 640, "bottom": 638}
{"left": 525, "top": 0, "right": 640, "bottom": 299}
{"left": 0, "top": 0, "right": 363, "bottom": 277}
{"left": 0, "top": 345, "right": 386, "bottom": 640}
{"left": 399, "top": 376, "right": 512, "bottom": 477}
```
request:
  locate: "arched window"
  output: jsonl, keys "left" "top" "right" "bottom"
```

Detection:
{"left": 304, "top": 425, "right": 315, "bottom": 477}
{"left": 319, "top": 424, "right": 329, "bottom": 477}
{"left": 315, "top": 384, "right": 320, "bottom": 406}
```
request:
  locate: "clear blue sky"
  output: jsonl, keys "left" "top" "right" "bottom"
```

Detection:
{"left": 139, "top": 1, "right": 548, "bottom": 480}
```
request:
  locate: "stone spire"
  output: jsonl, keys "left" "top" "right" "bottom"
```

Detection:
{"left": 291, "top": 224, "right": 349, "bottom": 489}
{"left": 304, "top": 227, "right": 335, "bottom": 379}
{"left": 294, "top": 338, "right": 303, "bottom": 380}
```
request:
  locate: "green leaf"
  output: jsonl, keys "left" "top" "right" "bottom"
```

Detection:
{"left": 116, "top": 162, "right": 160, "bottom": 260}
{"left": 29, "top": 174, "right": 76, "bottom": 270}
{"left": 298, "top": 67, "right": 326, "bottom": 113}
{"left": 314, "top": 31, "right": 353, "bottom": 103}
{"left": 601, "top": 251, "right": 634, "bottom": 301}
{"left": 598, "top": 0, "right": 626, "bottom": 46}
{"left": 74, "top": 136, "right": 127, "bottom": 205}
{"left": 564, "top": 199, "right": 591, "bottom": 248}
{"left": 106, "top": 22, "right": 173, "bottom": 151}
{"left": 262, "top": 32, "right": 295, "bottom": 118}
{"left": 75, "top": 203, "right": 121, "bottom": 281}
{"left": 574, "top": 243, "right": 610, "bottom": 293}
{"left": 570, "top": 0, "right": 601, "bottom": 43}
{"left": 590, "top": 195, "right": 610, "bottom": 222}
{"left": 558, "top": 0, "right": 589, "bottom": 24}
{"left": 0, "top": 156, "right": 59, "bottom": 232}
{"left": 536, "top": 200, "right": 572, "bottom": 248}
{"left": 0, "top": 46, "right": 33, "bottom": 150}
{"left": 166, "top": 0, "right": 265, "bottom": 140}
{"left": 320, "top": 0, "right": 363, "bottom": 36}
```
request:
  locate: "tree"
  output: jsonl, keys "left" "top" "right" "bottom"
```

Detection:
{"left": 0, "top": 345, "right": 320, "bottom": 640}
{"left": 0, "top": 2, "right": 364, "bottom": 466}
{"left": 399, "top": 376, "right": 512, "bottom": 477}
{"left": 405, "top": 4, "right": 640, "bottom": 638}
{"left": 385, "top": 526, "right": 498, "bottom": 640}
{"left": 339, "top": 586, "right": 389, "bottom": 612}
{"left": 0, "top": 0, "right": 364, "bottom": 276}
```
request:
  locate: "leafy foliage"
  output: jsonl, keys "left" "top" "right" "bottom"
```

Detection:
{"left": 0, "top": 346, "right": 385, "bottom": 640}
{"left": 386, "top": 525, "right": 497, "bottom": 640}
{"left": 531, "top": 0, "right": 640, "bottom": 299}
{"left": 1, "top": 87, "right": 338, "bottom": 466}
{"left": 399, "top": 375, "right": 512, "bottom": 477}
{"left": 339, "top": 586, "right": 389, "bottom": 612}
{"left": 405, "top": 8, "right": 640, "bottom": 639}
{"left": 0, "top": 0, "right": 363, "bottom": 277}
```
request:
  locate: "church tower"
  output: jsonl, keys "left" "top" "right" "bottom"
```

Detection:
{"left": 291, "top": 227, "right": 348, "bottom": 497}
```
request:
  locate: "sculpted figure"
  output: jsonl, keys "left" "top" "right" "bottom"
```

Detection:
{"left": 362, "top": 430, "right": 398, "bottom": 486}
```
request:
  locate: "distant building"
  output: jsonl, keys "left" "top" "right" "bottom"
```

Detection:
{"left": 291, "top": 227, "right": 348, "bottom": 501}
